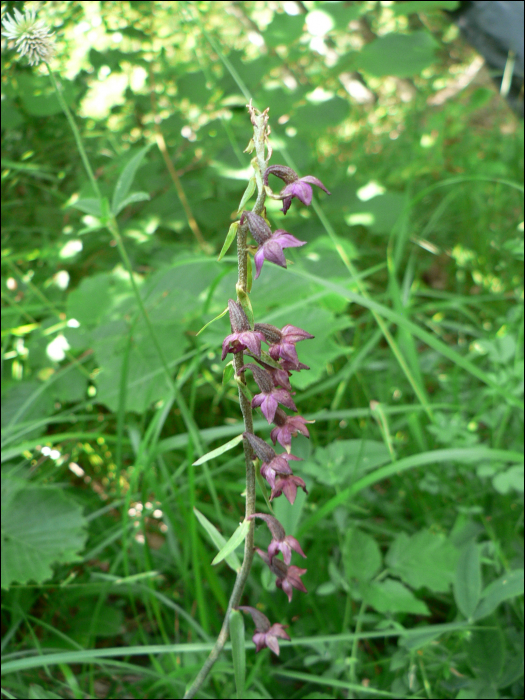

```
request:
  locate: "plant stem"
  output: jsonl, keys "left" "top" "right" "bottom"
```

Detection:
{"left": 183, "top": 104, "right": 270, "bottom": 700}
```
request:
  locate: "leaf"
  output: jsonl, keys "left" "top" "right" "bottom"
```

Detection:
{"left": 237, "top": 177, "right": 256, "bottom": 215}
{"left": 364, "top": 578, "right": 430, "bottom": 615}
{"left": 1, "top": 477, "right": 88, "bottom": 589}
{"left": 111, "top": 145, "right": 152, "bottom": 216}
{"left": 343, "top": 528, "right": 382, "bottom": 583}
{"left": 68, "top": 198, "right": 102, "bottom": 217}
{"left": 211, "top": 520, "right": 250, "bottom": 566}
{"left": 454, "top": 541, "right": 482, "bottom": 619}
{"left": 264, "top": 13, "right": 304, "bottom": 48}
{"left": 193, "top": 434, "right": 243, "bottom": 465}
{"left": 385, "top": 529, "right": 458, "bottom": 593}
{"left": 473, "top": 569, "right": 524, "bottom": 620}
{"left": 356, "top": 31, "right": 439, "bottom": 78}
{"left": 229, "top": 609, "right": 246, "bottom": 699}
{"left": 236, "top": 287, "right": 254, "bottom": 328}
{"left": 193, "top": 507, "right": 241, "bottom": 572}
{"left": 223, "top": 363, "right": 234, "bottom": 385}
{"left": 218, "top": 222, "right": 239, "bottom": 262}
{"left": 112, "top": 191, "right": 150, "bottom": 216}
{"left": 196, "top": 306, "right": 229, "bottom": 336}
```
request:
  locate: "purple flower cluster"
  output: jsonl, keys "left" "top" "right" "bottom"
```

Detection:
{"left": 223, "top": 163, "right": 330, "bottom": 655}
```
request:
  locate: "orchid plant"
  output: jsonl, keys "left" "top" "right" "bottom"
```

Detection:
{"left": 185, "top": 105, "right": 330, "bottom": 698}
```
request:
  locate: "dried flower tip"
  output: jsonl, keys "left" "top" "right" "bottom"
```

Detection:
{"left": 2, "top": 7, "right": 56, "bottom": 66}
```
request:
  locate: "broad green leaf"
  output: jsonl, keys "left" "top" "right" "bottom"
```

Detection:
{"left": 111, "top": 145, "right": 152, "bottom": 216}
{"left": 386, "top": 529, "right": 458, "bottom": 593}
{"left": 356, "top": 31, "right": 439, "bottom": 78}
{"left": 467, "top": 627, "right": 505, "bottom": 682}
{"left": 392, "top": 1, "right": 459, "bottom": 14}
{"left": 1, "top": 476, "right": 87, "bottom": 589}
{"left": 344, "top": 528, "right": 382, "bottom": 583}
{"left": 113, "top": 191, "right": 150, "bottom": 216}
{"left": 193, "top": 434, "right": 243, "bottom": 466}
{"left": 264, "top": 13, "right": 304, "bottom": 48}
{"left": 303, "top": 440, "right": 390, "bottom": 487}
{"left": 218, "top": 222, "right": 239, "bottom": 262}
{"left": 211, "top": 520, "right": 250, "bottom": 566}
{"left": 237, "top": 177, "right": 256, "bottom": 214}
{"left": 454, "top": 541, "right": 482, "bottom": 619}
{"left": 364, "top": 578, "right": 430, "bottom": 615}
{"left": 193, "top": 507, "right": 241, "bottom": 572}
{"left": 473, "top": 569, "right": 524, "bottom": 620}
{"left": 68, "top": 198, "right": 102, "bottom": 217}
{"left": 229, "top": 609, "right": 246, "bottom": 699}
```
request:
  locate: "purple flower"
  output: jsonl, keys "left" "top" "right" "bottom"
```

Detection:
{"left": 256, "top": 548, "right": 308, "bottom": 602}
{"left": 270, "top": 473, "right": 308, "bottom": 505}
{"left": 255, "top": 359, "right": 293, "bottom": 391}
{"left": 243, "top": 433, "right": 301, "bottom": 488}
{"left": 221, "top": 300, "right": 265, "bottom": 361}
{"left": 248, "top": 513, "right": 306, "bottom": 565}
{"left": 271, "top": 407, "right": 314, "bottom": 453}
{"left": 264, "top": 164, "right": 331, "bottom": 214}
{"left": 240, "top": 211, "right": 306, "bottom": 279}
{"left": 239, "top": 363, "right": 297, "bottom": 423}
{"left": 255, "top": 322, "right": 314, "bottom": 366}
{"left": 237, "top": 606, "right": 290, "bottom": 655}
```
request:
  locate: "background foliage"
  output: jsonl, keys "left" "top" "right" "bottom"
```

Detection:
{"left": 1, "top": 1, "right": 523, "bottom": 698}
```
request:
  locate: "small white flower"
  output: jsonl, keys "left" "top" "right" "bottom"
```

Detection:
{"left": 2, "top": 6, "right": 56, "bottom": 66}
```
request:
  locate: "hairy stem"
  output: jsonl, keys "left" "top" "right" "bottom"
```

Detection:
{"left": 183, "top": 104, "right": 270, "bottom": 699}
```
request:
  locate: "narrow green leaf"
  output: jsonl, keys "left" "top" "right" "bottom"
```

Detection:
{"left": 235, "top": 377, "right": 253, "bottom": 404}
{"left": 223, "top": 363, "right": 234, "bottom": 385}
{"left": 246, "top": 252, "right": 253, "bottom": 293}
{"left": 454, "top": 541, "right": 482, "bottom": 619}
{"left": 211, "top": 520, "right": 250, "bottom": 566}
{"left": 193, "top": 507, "right": 241, "bottom": 572}
{"left": 236, "top": 287, "right": 254, "bottom": 327}
{"left": 111, "top": 145, "right": 152, "bottom": 216}
{"left": 229, "top": 609, "right": 246, "bottom": 699}
{"left": 196, "top": 306, "right": 229, "bottom": 336}
{"left": 218, "top": 222, "right": 239, "bottom": 262}
{"left": 193, "top": 434, "right": 244, "bottom": 466}
{"left": 473, "top": 568, "right": 524, "bottom": 620}
{"left": 237, "top": 176, "right": 256, "bottom": 215}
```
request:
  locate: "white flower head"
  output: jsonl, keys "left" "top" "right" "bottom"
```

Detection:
{"left": 2, "top": 6, "right": 56, "bottom": 66}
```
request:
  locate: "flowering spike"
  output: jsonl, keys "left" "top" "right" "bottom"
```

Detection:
{"left": 263, "top": 164, "right": 331, "bottom": 214}
{"left": 221, "top": 301, "right": 265, "bottom": 360}
{"left": 256, "top": 548, "right": 308, "bottom": 602}
{"left": 271, "top": 408, "right": 314, "bottom": 453}
{"left": 248, "top": 513, "right": 307, "bottom": 565}
{"left": 237, "top": 606, "right": 290, "bottom": 655}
